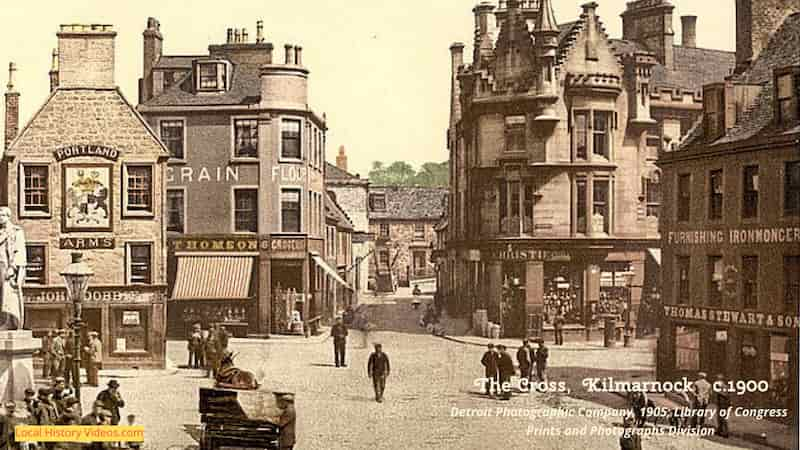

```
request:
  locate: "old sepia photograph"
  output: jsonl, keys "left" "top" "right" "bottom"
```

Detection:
{"left": 0, "top": 0, "right": 798, "bottom": 448}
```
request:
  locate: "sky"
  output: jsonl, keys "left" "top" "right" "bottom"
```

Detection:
{"left": 1, "top": 0, "right": 735, "bottom": 177}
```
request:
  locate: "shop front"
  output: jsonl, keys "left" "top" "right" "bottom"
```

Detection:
{"left": 24, "top": 286, "right": 166, "bottom": 369}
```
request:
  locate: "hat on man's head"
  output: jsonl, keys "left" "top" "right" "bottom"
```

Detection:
{"left": 65, "top": 397, "right": 80, "bottom": 406}
{"left": 107, "top": 379, "right": 120, "bottom": 388}
{"left": 4, "top": 401, "right": 15, "bottom": 409}
{"left": 38, "top": 388, "right": 52, "bottom": 396}
{"left": 698, "top": 371, "right": 707, "bottom": 378}
{"left": 24, "top": 388, "right": 35, "bottom": 396}
{"left": 88, "top": 331, "right": 99, "bottom": 337}
{"left": 487, "top": 343, "right": 495, "bottom": 348}
{"left": 277, "top": 393, "right": 295, "bottom": 403}
{"left": 54, "top": 376, "right": 65, "bottom": 383}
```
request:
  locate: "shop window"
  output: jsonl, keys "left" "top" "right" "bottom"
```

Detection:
{"left": 281, "top": 119, "right": 302, "bottom": 160}
{"left": 505, "top": 115, "right": 526, "bottom": 152}
{"left": 544, "top": 263, "right": 584, "bottom": 325}
{"left": 25, "top": 245, "right": 46, "bottom": 285}
{"left": 379, "top": 223, "right": 389, "bottom": 238}
{"left": 576, "top": 178, "right": 587, "bottom": 234}
{"left": 572, "top": 111, "right": 588, "bottom": 160}
{"left": 677, "top": 256, "right": 690, "bottom": 304}
{"left": 280, "top": 189, "right": 301, "bottom": 233}
{"left": 742, "top": 165, "right": 759, "bottom": 219}
{"left": 742, "top": 256, "right": 758, "bottom": 309}
{"left": 124, "top": 165, "right": 153, "bottom": 214}
{"left": 674, "top": 325, "right": 700, "bottom": 371}
{"left": 707, "top": 255, "right": 723, "bottom": 305}
{"left": 593, "top": 111, "right": 611, "bottom": 159}
{"left": 233, "top": 118, "right": 258, "bottom": 158}
{"left": 20, "top": 164, "right": 50, "bottom": 215}
{"left": 709, "top": 169, "right": 723, "bottom": 220}
{"left": 127, "top": 243, "right": 152, "bottom": 285}
{"left": 166, "top": 189, "right": 185, "bottom": 233}
{"left": 785, "top": 255, "right": 800, "bottom": 313}
{"left": 785, "top": 161, "right": 800, "bottom": 216}
{"left": 677, "top": 173, "right": 691, "bottom": 222}
{"left": 234, "top": 189, "right": 258, "bottom": 233}
{"left": 414, "top": 223, "right": 425, "bottom": 240}
{"left": 769, "top": 334, "right": 791, "bottom": 409}
{"left": 369, "top": 193, "right": 386, "bottom": 212}
{"left": 112, "top": 309, "right": 149, "bottom": 353}
{"left": 593, "top": 180, "right": 610, "bottom": 235}
{"left": 159, "top": 119, "right": 185, "bottom": 160}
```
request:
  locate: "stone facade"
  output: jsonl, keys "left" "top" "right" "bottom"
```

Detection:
{"left": 735, "top": 0, "right": 800, "bottom": 73}
{"left": 369, "top": 220, "right": 438, "bottom": 289}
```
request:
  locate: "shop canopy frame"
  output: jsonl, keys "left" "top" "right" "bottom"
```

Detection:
{"left": 310, "top": 253, "right": 353, "bottom": 291}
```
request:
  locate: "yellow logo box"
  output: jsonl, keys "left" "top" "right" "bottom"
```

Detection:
{"left": 15, "top": 426, "right": 145, "bottom": 442}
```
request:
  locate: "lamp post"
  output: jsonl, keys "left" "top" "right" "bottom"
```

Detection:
{"left": 60, "top": 252, "right": 93, "bottom": 401}
{"left": 622, "top": 265, "right": 636, "bottom": 347}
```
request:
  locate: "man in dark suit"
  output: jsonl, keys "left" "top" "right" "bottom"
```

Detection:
{"left": 480, "top": 343, "right": 499, "bottom": 396}
{"left": 535, "top": 339, "right": 549, "bottom": 382}
{"left": 497, "top": 345, "right": 515, "bottom": 400}
{"left": 331, "top": 317, "right": 348, "bottom": 367}
{"left": 516, "top": 339, "right": 532, "bottom": 386}
{"left": 96, "top": 379, "right": 125, "bottom": 425}
{"left": 367, "top": 343, "right": 390, "bottom": 402}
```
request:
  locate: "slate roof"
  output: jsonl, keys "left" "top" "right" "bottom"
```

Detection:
{"left": 368, "top": 186, "right": 447, "bottom": 221}
{"left": 153, "top": 55, "right": 201, "bottom": 69}
{"left": 142, "top": 61, "right": 262, "bottom": 107}
{"left": 325, "top": 162, "right": 367, "bottom": 184}
{"left": 679, "top": 13, "right": 800, "bottom": 149}
{"left": 325, "top": 191, "right": 354, "bottom": 231}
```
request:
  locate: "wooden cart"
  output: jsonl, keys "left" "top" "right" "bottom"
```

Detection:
{"left": 199, "top": 387, "right": 285, "bottom": 450}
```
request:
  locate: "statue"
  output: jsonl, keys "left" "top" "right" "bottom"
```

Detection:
{"left": 215, "top": 351, "right": 259, "bottom": 390}
{"left": 0, "top": 207, "right": 26, "bottom": 330}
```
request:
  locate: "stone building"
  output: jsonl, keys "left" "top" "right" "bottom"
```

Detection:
{"left": 325, "top": 147, "right": 372, "bottom": 296}
{"left": 1, "top": 24, "right": 169, "bottom": 369}
{"left": 368, "top": 186, "right": 446, "bottom": 292}
{"left": 658, "top": 10, "right": 799, "bottom": 423}
{"left": 322, "top": 191, "right": 355, "bottom": 312}
{"left": 136, "top": 18, "right": 346, "bottom": 337}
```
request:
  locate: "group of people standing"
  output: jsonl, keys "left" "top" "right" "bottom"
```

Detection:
{"left": 187, "top": 323, "right": 231, "bottom": 377}
{"left": 40, "top": 329, "right": 103, "bottom": 388}
{"left": 480, "top": 338, "right": 549, "bottom": 399}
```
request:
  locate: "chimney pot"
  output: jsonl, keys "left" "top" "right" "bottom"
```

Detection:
{"left": 256, "top": 20, "right": 264, "bottom": 43}
{"left": 294, "top": 46, "right": 303, "bottom": 65}
{"left": 234, "top": 28, "right": 241, "bottom": 43}
{"left": 285, "top": 44, "right": 294, "bottom": 64}
{"left": 227, "top": 28, "right": 233, "bottom": 44}
{"left": 5, "top": 62, "right": 19, "bottom": 150}
{"left": 242, "top": 28, "right": 249, "bottom": 43}
{"left": 681, "top": 15, "right": 697, "bottom": 48}
{"left": 6, "top": 62, "right": 16, "bottom": 92}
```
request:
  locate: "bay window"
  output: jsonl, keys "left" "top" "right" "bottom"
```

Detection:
{"left": 498, "top": 180, "right": 536, "bottom": 236}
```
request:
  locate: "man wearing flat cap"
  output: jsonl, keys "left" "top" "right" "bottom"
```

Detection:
{"left": 96, "top": 379, "right": 125, "bottom": 425}
{"left": 331, "top": 317, "right": 348, "bottom": 368}
{"left": 480, "top": 343, "right": 499, "bottom": 396}
{"left": 276, "top": 393, "right": 296, "bottom": 449}
{"left": 84, "top": 331, "right": 102, "bottom": 386}
{"left": 34, "top": 388, "right": 58, "bottom": 425}
{"left": 367, "top": 343, "right": 390, "bottom": 402}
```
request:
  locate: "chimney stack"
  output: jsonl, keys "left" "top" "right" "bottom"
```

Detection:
{"left": 472, "top": 2, "right": 495, "bottom": 65}
{"left": 294, "top": 46, "right": 303, "bottom": 65}
{"left": 5, "top": 63, "right": 19, "bottom": 150}
{"left": 227, "top": 28, "right": 234, "bottom": 44}
{"left": 256, "top": 20, "right": 264, "bottom": 43}
{"left": 58, "top": 24, "right": 116, "bottom": 89}
{"left": 681, "top": 15, "right": 697, "bottom": 48}
{"left": 449, "top": 42, "right": 464, "bottom": 127}
{"left": 49, "top": 49, "right": 59, "bottom": 92}
{"left": 242, "top": 28, "right": 249, "bottom": 43}
{"left": 284, "top": 44, "right": 295, "bottom": 64}
{"left": 142, "top": 18, "right": 162, "bottom": 103}
{"left": 336, "top": 145, "right": 348, "bottom": 172}
{"left": 234, "top": 28, "right": 241, "bottom": 43}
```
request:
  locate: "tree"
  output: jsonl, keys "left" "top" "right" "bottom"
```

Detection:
{"left": 367, "top": 161, "right": 449, "bottom": 187}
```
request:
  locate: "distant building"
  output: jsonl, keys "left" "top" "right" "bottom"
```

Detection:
{"left": 322, "top": 192, "right": 355, "bottom": 314}
{"left": 658, "top": 10, "right": 799, "bottom": 422}
{"left": 325, "top": 147, "right": 372, "bottom": 296}
{"left": 368, "top": 186, "right": 446, "bottom": 292}
{"left": 2, "top": 24, "right": 169, "bottom": 368}
{"left": 137, "top": 18, "right": 346, "bottom": 337}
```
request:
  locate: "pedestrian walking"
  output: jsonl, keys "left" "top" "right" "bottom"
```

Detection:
{"left": 367, "top": 343, "right": 390, "bottom": 402}
{"left": 516, "top": 339, "right": 532, "bottom": 384}
{"left": 497, "top": 345, "right": 514, "bottom": 400}
{"left": 714, "top": 374, "right": 730, "bottom": 438}
{"left": 691, "top": 371, "right": 712, "bottom": 428}
{"left": 553, "top": 309, "right": 565, "bottom": 345}
{"left": 480, "top": 343, "right": 499, "bottom": 396}
{"left": 42, "top": 329, "right": 54, "bottom": 379}
{"left": 63, "top": 329, "right": 75, "bottom": 387}
{"left": 51, "top": 330, "right": 66, "bottom": 381}
{"left": 125, "top": 414, "right": 142, "bottom": 450}
{"left": 187, "top": 323, "right": 202, "bottom": 369}
{"left": 84, "top": 331, "right": 103, "bottom": 387}
{"left": 218, "top": 325, "right": 231, "bottom": 352}
{"left": 276, "top": 393, "right": 296, "bottom": 450}
{"left": 619, "top": 414, "right": 642, "bottom": 450}
{"left": 96, "top": 379, "right": 125, "bottom": 425}
{"left": 535, "top": 340, "right": 549, "bottom": 382}
{"left": 331, "top": 317, "right": 348, "bottom": 367}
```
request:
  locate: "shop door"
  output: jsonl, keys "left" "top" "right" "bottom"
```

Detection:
{"left": 81, "top": 309, "right": 102, "bottom": 366}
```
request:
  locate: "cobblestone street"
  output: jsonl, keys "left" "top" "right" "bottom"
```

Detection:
{"left": 69, "top": 295, "right": 774, "bottom": 450}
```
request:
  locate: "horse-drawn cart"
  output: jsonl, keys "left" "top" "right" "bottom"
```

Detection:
{"left": 198, "top": 387, "right": 283, "bottom": 450}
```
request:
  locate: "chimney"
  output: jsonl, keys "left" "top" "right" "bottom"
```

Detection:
{"left": 242, "top": 28, "right": 249, "bottom": 43}
{"left": 681, "top": 15, "right": 697, "bottom": 47}
{"left": 49, "top": 49, "right": 59, "bottom": 92}
{"left": 227, "top": 28, "right": 234, "bottom": 44}
{"left": 5, "top": 63, "right": 19, "bottom": 151}
{"left": 284, "top": 44, "right": 295, "bottom": 64}
{"left": 142, "top": 18, "right": 162, "bottom": 102}
{"left": 234, "top": 28, "right": 241, "bottom": 43}
{"left": 294, "top": 46, "right": 303, "bottom": 65}
{"left": 620, "top": 0, "right": 675, "bottom": 68}
{"left": 582, "top": 2, "right": 599, "bottom": 61}
{"left": 449, "top": 42, "right": 464, "bottom": 128}
{"left": 256, "top": 21, "right": 264, "bottom": 43}
{"left": 58, "top": 24, "right": 116, "bottom": 89}
{"left": 472, "top": 2, "right": 495, "bottom": 65}
{"left": 336, "top": 146, "right": 348, "bottom": 172}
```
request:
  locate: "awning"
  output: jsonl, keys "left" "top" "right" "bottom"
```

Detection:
{"left": 647, "top": 248, "right": 662, "bottom": 266}
{"left": 311, "top": 254, "right": 352, "bottom": 290}
{"left": 171, "top": 256, "right": 254, "bottom": 300}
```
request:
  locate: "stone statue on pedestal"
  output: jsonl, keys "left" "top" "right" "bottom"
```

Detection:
{"left": 0, "top": 207, "right": 26, "bottom": 331}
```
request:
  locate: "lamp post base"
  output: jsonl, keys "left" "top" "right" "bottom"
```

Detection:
{"left": 0, "top": 330, "right": 41, "bottom": 402}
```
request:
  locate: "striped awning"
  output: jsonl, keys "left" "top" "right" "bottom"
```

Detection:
{"left": 311, "top": 254, "right": 352, "bottom": 290}
{"left": 171, "top": 256, "right": 254, "bottom": 301}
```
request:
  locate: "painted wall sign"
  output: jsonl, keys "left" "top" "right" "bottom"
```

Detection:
{"left": 166, "top": 166, "right": 239, "bottom": 183}
{"left": 54, "top": 145, "right": 120, "bottom": 162}
{"left": 59, "top": 237, "right": 115, "bottom": 250}
{"left": 270, "top": 238, "right": 305, "bottom": 253}
{"left": 62, "top": 164, "right": 113, "bottom": 232}
{"left": 172, "top": 237, "right": 262, "bottom": 252}
{"left": 665, "top": 227, "right": 800, "bottom": 246}
{"left": 484, "top": 244, "right": 571, "bottom": 262}
{"left": 23, "top": 288, "right": 159, "bottom": 304}
{"left": 272, "top": 166, "right": 307, "bottom": 183}
{"left": 663, "top": 305, "right": 800, "bottom": 330}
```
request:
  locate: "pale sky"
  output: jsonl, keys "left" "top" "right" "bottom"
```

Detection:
{"left": 2, "top": 0, "right": 734, "bottom": 177}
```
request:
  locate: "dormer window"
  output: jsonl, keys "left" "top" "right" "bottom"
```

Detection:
{"left": 196, "top": 61, "right": 230, "bottom": 92}
{"left": 776, "top": 67, "right": 800, "bottom": 125}
{"left": 703, "top": 84, "right": 725, "bottom": 141}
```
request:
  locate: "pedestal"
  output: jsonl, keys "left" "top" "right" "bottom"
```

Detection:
{"left": 0, "top": 330, "right": 41, "bottom": 403}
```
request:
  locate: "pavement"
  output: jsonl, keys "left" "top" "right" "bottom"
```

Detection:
{"left": 30, "top": 291, "right": 795, "bottom": 450}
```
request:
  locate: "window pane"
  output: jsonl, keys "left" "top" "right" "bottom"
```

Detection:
{"left": 167, "top": 190, "right": 184, "bottom": 233}
{"left": 23, "top": 166, "right": 49, "bottom": 213}
{"left": 743, "top": 165, "right": 759, "bottom": 219}
{"left": 25, "top": 245, "right": 46, "bottom": 285}
{"left": 370, "top": 194, "right": 386, "bottom": 211}
{"left": 281, "top": 189, "right": 301, "bottom": 233}
{"left": 709, "top": 169, "right": 723, "bottom": 220}
{"left": 574, "top": 112, "right": 588, "bottom": 160}
{"left": 742, "top": 256, "right": 758, "bottom": 309}
{"left": 785, "top": 161, "right": 800, "bottom": 216}
{"left": 785, "top": 256, "right": 800, "bottom": 313}
{"left": 234, "top": 119, "right": 258, "bottom": 158}
{"left": 593, "top": 180, "right": 609, "bottom": 234}
{"left": 678, "top": 174, "right": 691, "bottom": 221}
{"left": 160, "top": 121, "right": 184, "bottom": 159}
{"left": 576, "top": 179, "right": 587, "bottom": 233}
{"left": 126, "top": 166, "right": 152, "bottom": 212}
{"left": 646, "top": 177, "right": 661, "bottom": 218}
{"left": 678, "top": 256, "right": 690, "bottom": 304}
{"left": 199, "top": 63, "right": 218, "bottom": 89}
{"left": 593, "top": 111, "right": 609, "bottom": 158}
{"left": 708, "top": 256, "right": 723, "bottom": 305}
{"left": 129, "top": 244, "right": 151, "bottom": 284}
{"left": 281, "top": 119, "right": 302, "bottom": 159}
{"left": 234, "top": 189, "right": 258, "bottom": 233}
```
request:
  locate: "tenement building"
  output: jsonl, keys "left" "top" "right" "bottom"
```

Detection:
{"left": 2, "top": 24, "right": 169, "bottom": 368}
{"left": 440, "top": 0, "right": 667, "bottom": 338}
{"left": 137, "top": 19, "right": 346, "bottom": 337}
{"left": 368, "top": 186, "right": 446, "bottom": 292}
{"left": 658, "top": 11, "right": 799, "bottom": 422}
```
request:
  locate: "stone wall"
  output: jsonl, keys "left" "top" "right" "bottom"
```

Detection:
{"left": 736, "top": 0, "right": 800, "bottom": 70}
{"left": 369, "top": 220, "right": 437, "bottom": 286}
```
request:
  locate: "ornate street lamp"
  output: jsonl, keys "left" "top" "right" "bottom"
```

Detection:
{"left": 622, "top": 265, "right": 636, "bottom": 347}
{"left": 60, "top": 252, "right": 93, "bottom": 401}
